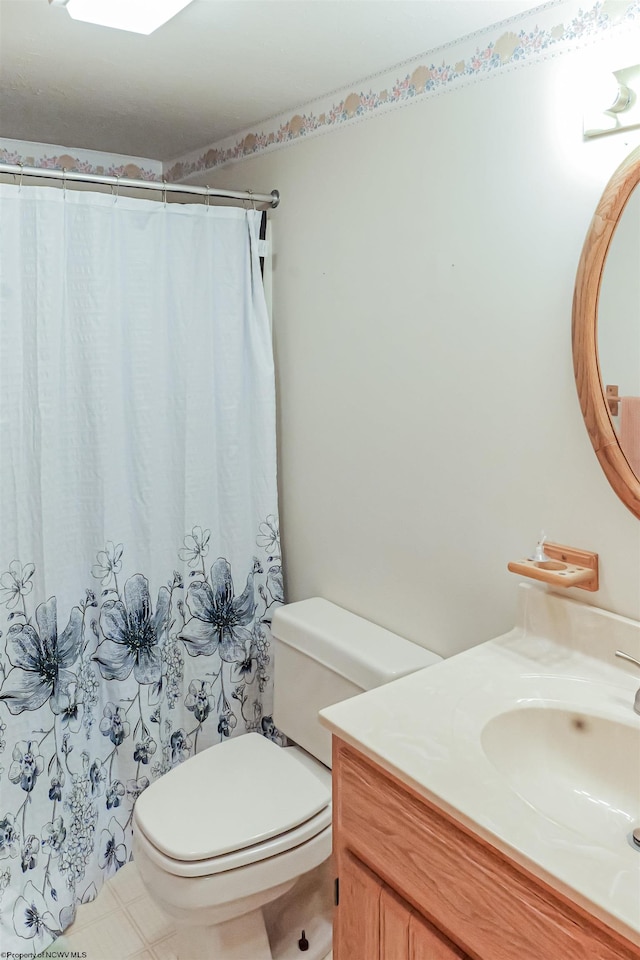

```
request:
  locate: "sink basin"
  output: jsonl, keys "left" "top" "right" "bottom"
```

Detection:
{"left": 481, "top": 706, "right": 640, "bottom": 844}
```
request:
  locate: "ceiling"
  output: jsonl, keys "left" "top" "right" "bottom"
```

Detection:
{"left": 0, "top": 0, "right": 550, "bottom": 161}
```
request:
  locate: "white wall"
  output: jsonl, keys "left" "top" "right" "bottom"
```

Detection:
{"left": 202, "top": 36, "right": 640, "bottom": 657}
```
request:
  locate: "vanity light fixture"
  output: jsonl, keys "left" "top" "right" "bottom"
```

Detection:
{"left": 584, "top": 63, "right": 640, "bottom": 137}
{"left": 48, "top": 0, "right": 194, "bottom": 35}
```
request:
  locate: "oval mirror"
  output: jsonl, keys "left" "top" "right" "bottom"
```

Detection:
{"left": 572, "top": 145, "right": 640, "bottom": 520}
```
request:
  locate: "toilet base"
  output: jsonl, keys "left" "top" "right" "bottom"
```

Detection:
{"left": 175, "top": 907, "right": 273, "bottom": 960}
{"left": 264, "top": 860, "right": 333, "bottom": 960}
{"left": 156, "top": 862, "right": 334, "bottom": 960}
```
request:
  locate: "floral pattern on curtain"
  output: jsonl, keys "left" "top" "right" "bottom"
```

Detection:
{"left": 0, "top": 185, "right": 280, "bottom": 956}
{"left": 0, "top": 517, "right": 283, "bottom": 953}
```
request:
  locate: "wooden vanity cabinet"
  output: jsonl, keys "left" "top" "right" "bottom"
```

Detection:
{"left": 332, "top": 738, "right": 640, "bottom": 960}
{"left": 339, "top": 848, "right": 466, "bottom": 960}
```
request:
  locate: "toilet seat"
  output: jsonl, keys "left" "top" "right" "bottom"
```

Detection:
{"left": 134, "top": 801, "right": 332, "bottom": 879}
{"left": 133, "top": 735, "right": 332, "bottom": 879}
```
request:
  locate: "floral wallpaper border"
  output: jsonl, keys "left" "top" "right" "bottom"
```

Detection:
{"left": 1, "top": 0, "right": 639, "bottom": 184}
{"left": 0, "top": 138, "right": 162, "bottom": 181}
{"left": 165, "top": 0, "right": 640, "bottom": 180}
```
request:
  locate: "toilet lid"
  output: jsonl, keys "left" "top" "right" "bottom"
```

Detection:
{"left": 133, "top": 734, "right": 331, "bottom": 862}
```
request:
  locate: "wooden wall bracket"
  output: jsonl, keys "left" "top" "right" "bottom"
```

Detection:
{"left": 606, "top": 385, "right": 619, "bottom": 417}
{"left": 508, "top": 541, "right": 599, "bottom": 592}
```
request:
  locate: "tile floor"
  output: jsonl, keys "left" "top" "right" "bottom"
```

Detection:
{"left": 39, "top": 861, "right": 332, "bottom": 960}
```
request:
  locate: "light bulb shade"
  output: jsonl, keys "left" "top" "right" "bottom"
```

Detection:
{"left": 51, "top": 0, "right": 193, "bottom": 34}
{"left": 596, "top": 73, "right": 631, "bottom": 115}
{"left": 608, "top": 81, "right": 631, "bottom": 114}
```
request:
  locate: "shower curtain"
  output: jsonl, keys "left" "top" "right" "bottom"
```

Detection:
{"left": 0, "top": 184, "right": 283, "bottom": 955}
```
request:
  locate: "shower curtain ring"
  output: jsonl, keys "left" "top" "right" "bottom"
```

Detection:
{"left": 62, "top": 167, "right": 67, "bottom": 197}
{"left": 205, "top": 184, "right": 210, "bottom": 211}
{"left": 162, "top": 178, "right": 168, "bottom": 207}
{"left": 247, "top": 188, "right": 256, "bottom": 211}
{"left": 111, "top": 175, "right": 120, "bottom": 204}
{"left": 18, "top": 162, "right": 24, "bottom": 191}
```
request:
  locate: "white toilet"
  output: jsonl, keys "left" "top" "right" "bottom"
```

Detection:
{"left": 132, "top": 598, "right": 440, "bottom": 959}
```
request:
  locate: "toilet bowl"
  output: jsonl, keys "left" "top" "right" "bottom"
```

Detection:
{"left": 133, "top": 598, "right": 441, "bottom": 959}
{"left": 133, "top": 734, "right": 332, "bottom": 958}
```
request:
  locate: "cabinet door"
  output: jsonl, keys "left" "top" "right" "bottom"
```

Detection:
{"left": 336, "top": 850, "right": 382, "bottom": 960}
{"left": 409, "top": 910, "right": 468, "bottom": 960}
{"left": 380, "top": 886, "right": 410, "bottom": 960}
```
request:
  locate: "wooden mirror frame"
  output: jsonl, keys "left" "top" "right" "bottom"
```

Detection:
{"left": 572, "top": 145, "right": 640, "bottom": 520}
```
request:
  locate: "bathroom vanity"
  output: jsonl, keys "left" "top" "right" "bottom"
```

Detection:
{"left": 320, "top": 585, "right": 640, "bottom": 960}
{"left": 332, "top": 739, "right": 637, "bottom": 959}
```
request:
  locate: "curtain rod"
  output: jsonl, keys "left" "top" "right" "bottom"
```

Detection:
{"left": 0, "top": 163, "right": 280, "bottom": 208}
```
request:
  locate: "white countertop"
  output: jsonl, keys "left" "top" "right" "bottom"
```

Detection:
{"left": 319, "top": 584, "right": 640, "bottom": 945}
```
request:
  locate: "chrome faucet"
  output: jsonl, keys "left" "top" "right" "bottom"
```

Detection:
{"left": 615, "top": 651, "right": 640, "bottom": 715}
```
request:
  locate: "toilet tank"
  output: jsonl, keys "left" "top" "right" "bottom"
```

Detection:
{"left": 271, "top": 598, "right": 441, "bottom": 768}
